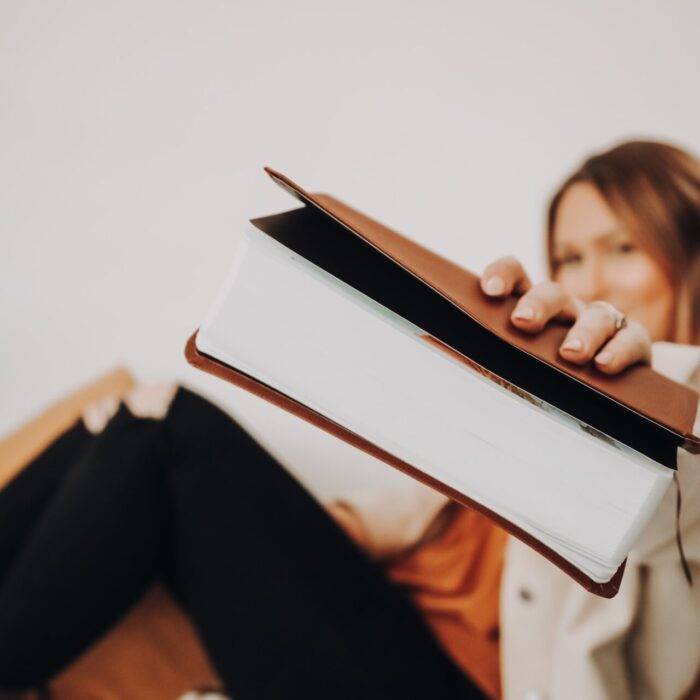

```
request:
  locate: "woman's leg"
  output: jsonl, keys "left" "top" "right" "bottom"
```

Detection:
{"left": 0, "top": 404, "right": 170, "bottom": 689}
{"left": 162, "top": 387, "right": 485, "bottom": 700}
{"left": 0, "top": 386, "right": 486, "bottom": 699}
{"left": 0, "top": 419, "right": 93, "bottom": 582}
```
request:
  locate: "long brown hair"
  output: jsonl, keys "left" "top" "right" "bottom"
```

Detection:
{"left": 546, "top": 140, "right": 700, "bottom": 344}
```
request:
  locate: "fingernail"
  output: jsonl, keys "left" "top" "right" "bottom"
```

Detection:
{"left": 595, "top": 351, "right": 613, "bottom": 365}
{"left": 484, "top": 276, "right": 506, "bottom": 295}
{"left": 512, "top": 305, "right": 535, "bottom": 321}
{"left": 561, "top": 338, "right": 583, "bottom": 352}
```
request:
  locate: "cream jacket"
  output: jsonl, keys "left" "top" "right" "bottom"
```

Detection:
{"left": 337, "top": 342, "right": 700, "bottom": 700}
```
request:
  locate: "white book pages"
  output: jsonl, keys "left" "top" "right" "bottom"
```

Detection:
{"left": 197, "top": 225, "right": 673, "bottom": 582}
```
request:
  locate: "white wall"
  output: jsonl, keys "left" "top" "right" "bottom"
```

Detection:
{"left": 2, "top": 0, "right": 699, "bottom": 498}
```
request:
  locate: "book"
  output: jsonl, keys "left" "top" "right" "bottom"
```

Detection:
{"left": 185, "top": 167, "right": 700, "bottom": 598}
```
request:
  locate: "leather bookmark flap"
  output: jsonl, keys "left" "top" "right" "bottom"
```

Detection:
{"left": 263, "top": 167, "right": 700, "bottom": 450}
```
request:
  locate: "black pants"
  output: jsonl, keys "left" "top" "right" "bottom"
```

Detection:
{"left": 0, "top": 386, "right": 485, "bottom": 699}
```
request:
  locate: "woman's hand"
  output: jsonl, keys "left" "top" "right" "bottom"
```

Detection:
{"left": 480, "top": 256, "right": 652, "bottom": 374}
{"left": 326, "top": 502, "right": 372, "bottom": 550}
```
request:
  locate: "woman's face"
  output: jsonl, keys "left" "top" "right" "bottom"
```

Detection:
{"left": 551, "top": 181, "right": 675, "bottom": 342}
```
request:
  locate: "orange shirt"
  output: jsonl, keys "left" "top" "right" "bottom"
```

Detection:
{"left": 382, "top": 503, "right": 508, "bottom": 700}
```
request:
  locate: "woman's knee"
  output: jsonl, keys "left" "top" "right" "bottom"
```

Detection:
{"left": 163, "top": 388, "right": 268, "bottom": 468}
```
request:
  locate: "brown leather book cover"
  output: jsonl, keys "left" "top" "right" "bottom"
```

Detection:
{"left": 184, "top": 167, "right": 699, "bottom": 598}
{"left": 265, "top": 167, "right": 700, "bottom": 454}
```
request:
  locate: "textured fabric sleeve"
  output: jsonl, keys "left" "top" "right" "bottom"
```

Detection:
{"left": 631, "top": 343, "right": 700, "bottom": 566}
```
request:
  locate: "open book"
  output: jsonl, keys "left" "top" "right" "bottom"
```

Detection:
{"left": 185, "top": 168, "right": 700, "bottom": 598}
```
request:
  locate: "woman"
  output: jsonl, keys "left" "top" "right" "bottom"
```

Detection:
{"left": 375, "top": 139, "right": 700, "bottom": 700}
{"left": 1, "top": 139, "right": 699, "bottom": 700}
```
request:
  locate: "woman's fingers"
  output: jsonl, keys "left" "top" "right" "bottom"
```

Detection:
{"left": 591, "top": 321, "right": 652, "bottom": 374}
{"left": 480, "top": 256, "right": 533, "bottom": 297}
{"left": 558, "top": 304, "right": 622, "bottom": 364}
{"left": 558, "top": 306, "right": 651, "bottom": 369}
{"left": 510, "top": 281, "right": 583, "bottom": 332}
{"left": 479, "top": 256, "right": 648, "bottom": 375}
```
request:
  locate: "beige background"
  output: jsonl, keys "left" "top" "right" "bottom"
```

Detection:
{"left": 2, "top": 0, "right": 700, "bottom": 497}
